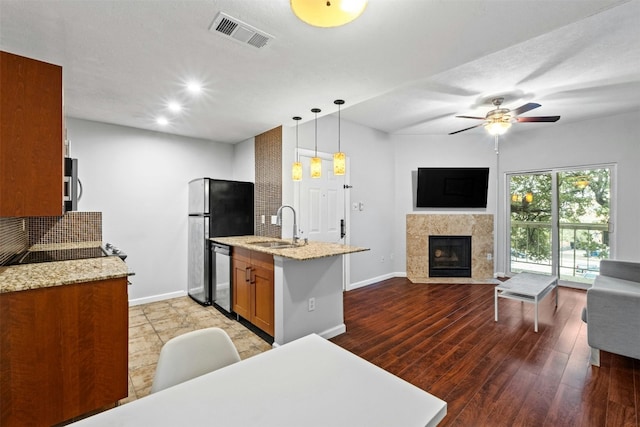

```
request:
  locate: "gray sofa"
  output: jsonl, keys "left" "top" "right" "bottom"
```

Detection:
{"left": 581, "top": 259, "right": 640, "bottom": 366}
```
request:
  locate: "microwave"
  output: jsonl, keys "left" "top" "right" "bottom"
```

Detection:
{"left": 64, "top": 158, "right": 81, "bottom": 211}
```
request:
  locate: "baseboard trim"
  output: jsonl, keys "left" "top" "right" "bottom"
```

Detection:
{"left": 318, "top": 323, "right": 347, "bottom": 340}
{"left": 128, "top": 290, "right": 187, "bottom": 306}
{"left": 348, "top": 272, "right": 405, "bottom": 291}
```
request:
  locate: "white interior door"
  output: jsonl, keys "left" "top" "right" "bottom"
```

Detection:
{"left": 295, "top": 149, "right": 350, "bottom": 288}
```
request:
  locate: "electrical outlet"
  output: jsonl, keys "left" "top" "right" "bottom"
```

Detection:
{"left": 487, "top": 253, "right": 493, "bottom": 260}
{"left": 352, "top": 202, "right": 359, "bottom": 211}
{"left": 261, "top": 215, "right": 265, "bottom": 224}
{"left": 308, "top": 297, "right": 316, "bottom": 312}
{"left": 271, "top": 215, "right": 278, "bottom": 225}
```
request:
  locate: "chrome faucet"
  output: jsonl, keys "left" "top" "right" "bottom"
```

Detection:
{"left": 276, "top": 205, "right": 299, "bottom": 245}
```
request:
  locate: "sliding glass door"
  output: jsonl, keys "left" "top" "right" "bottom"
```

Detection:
{"left": 508, "top": 166, "right": 612, "bottom": 286}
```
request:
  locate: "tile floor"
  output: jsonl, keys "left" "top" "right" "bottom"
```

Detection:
{"left": 123, "top": 296, "right": 272, "bottom": 403}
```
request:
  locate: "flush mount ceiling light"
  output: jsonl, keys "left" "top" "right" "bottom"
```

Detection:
{"left": 291, "top": 0, "right": 368, "bottom": 28}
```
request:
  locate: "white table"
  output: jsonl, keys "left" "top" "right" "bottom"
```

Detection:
{"left": 495, "top": 272, "right": 558, "bottom": 332}
{"left": 73, "top": 334, "right": 447, "bottom": 427}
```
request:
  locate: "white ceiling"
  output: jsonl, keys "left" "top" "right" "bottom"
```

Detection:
{"left": 1, "top": 0, "right": 638, "bottom": 143}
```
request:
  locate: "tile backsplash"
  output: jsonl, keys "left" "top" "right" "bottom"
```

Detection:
{"left": 255, "top": 126, "right": 282, "bottom": 238}
{"left": 29, "top": 212, "right": 102, "bottom": 247}
{"left": 0, "top": 218, "right": 28, "bottom": 265}
{"left": 0, "top": 212, "right": 102, "bottom": 265}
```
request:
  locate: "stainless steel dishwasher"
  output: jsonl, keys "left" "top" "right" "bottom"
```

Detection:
{"left": 212, "top": 243, "right": 232, "bottom": 314}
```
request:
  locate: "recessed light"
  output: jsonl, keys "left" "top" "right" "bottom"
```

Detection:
{"left": 168, "top": 101, "right": 182, "bottom": 113}
{"left": 156, "top": 116, "right": 169, "bottom": 126}
{"left": 186, "top": 81, "right": 202, "bottom": 94}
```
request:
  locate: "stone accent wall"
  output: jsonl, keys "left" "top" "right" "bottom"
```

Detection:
{"left": 254, "top": 127, "right": 282, "bottom": 238}
{"left": 406, "top": 214, "right": 495, "bottom": 284}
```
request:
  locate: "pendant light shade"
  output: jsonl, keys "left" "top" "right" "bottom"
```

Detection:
{"left": 291, "top": 0, "right": 368, "bottom": 28}
{"left": 292, "top": 116, "right": 302, "bottom": 181}
{"left": 333, "top": 152, "right": 346, "bottom": 175}
{"left": 333, "top": 99, "right": 346, "bottom": 176}
{"left": 311, "top": 108, "right": 321, "bottom": 179}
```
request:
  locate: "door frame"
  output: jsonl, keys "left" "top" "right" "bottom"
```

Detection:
{"left": 294, "top": 148, "right": 351, "bottom": 291}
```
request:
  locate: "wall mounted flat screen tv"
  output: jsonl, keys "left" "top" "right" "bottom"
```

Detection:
{"left": 417, "top": 167, "right": 489, "bottom": 208}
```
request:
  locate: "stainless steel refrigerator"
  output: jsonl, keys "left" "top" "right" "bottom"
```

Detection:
{"left": 188, "top": 178, "right": 254, "bottom": 309}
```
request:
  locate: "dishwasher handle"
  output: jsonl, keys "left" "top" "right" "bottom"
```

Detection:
{"left": 213, "top": 244, "right": 230, "bottom": 256}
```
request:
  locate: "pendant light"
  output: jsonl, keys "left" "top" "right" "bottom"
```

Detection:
{"left": 292, "top": 116, "right": 303, "bottom": 181}
{"left": 333, "top": 99, "right": 346, "bottom": 176}
{"left": 310, "top": 108, "right": 322, "bottom": 179}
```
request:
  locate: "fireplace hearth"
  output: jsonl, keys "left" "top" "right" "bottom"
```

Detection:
{"left": 429, "top": 235, "right": 471, "bottom": 277}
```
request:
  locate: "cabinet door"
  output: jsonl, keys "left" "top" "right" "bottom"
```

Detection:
{"left": 250, "top": 251, "right": 274, "bottom": 336}
{"left": 0, "top": 278, "right": 128, "bottom": 427}
{"left": 0, "top": 51, "right": 63, "bottom": 217}
{"left": 232, "top": 248, "right": 251, "bottom": 320}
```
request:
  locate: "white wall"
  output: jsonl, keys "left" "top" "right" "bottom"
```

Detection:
{"left": 392, "top": 134, "right": 499, "bottom": 274}
{"left": 496, "top": 110, "right": 640, "bottom": 271}
{"left": 66, "top": 118, "right": 235, "bottom": 303}
{"left": 232, "top": 137, "right": 255, "bottom": 182}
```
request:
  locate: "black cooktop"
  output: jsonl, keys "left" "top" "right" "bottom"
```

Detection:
{"left": 7, "top": 247, "right": 108, "bottom": 266}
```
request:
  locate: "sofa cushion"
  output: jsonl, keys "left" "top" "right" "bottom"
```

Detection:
{"left": 593, "top": 275, "right": 640, "bottom": 293}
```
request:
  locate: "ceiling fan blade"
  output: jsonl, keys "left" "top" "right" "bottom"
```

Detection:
{"left": 516, "top": 116, "right": 561, "bottom": 122}
{"left": 455, "top": 115, "right": 486, "bottom": 120}
{"left": 511, "top": 102, "right": 541, "bottom": 116}
{"left": 449, "top": 123, "right": 485, "bottom": 135}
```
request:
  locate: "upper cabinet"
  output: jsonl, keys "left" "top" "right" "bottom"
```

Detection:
{"left": 0, "top": 51, "right": 63, "bottom": 217}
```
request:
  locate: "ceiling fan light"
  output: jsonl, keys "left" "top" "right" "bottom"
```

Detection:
{"left": 291, "top": 0, "right": 367, "bottom": 28}
{"left": 485, "top": 120, "right": 511, "bottom": 135}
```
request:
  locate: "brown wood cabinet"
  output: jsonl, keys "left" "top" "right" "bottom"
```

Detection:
{"left": 0, "top": 278, "right": 129, "bottom": 426}
{"left": 232, "top": 247, "right": 274, "bottom": 336}
{"left": 0, "top": 51, "right": 64, "bottom": 217}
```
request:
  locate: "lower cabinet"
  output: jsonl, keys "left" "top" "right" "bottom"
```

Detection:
{"left": 0, "top": 277, "right": 129, "bottom": 426}
{"left": 232, "top": 247, "right": 274, "bottom": 336}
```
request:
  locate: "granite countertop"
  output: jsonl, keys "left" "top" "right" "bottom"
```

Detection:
{"left": 210, "top": 235, "right": 369, "bottom": 261}
{"left": 0, "top": 243, "right": 129, "bottom": 294}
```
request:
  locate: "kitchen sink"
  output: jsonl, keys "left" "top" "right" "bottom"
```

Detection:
{"left": 250, "top": 240, "right": 297, "bottom": 249}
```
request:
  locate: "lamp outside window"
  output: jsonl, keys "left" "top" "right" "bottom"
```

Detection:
{"left": 292, "top": 116, "right": 302, "bottom": 181}
{"left": 310, "top": 108, "right": 322, "bottom": 179}
{"left": 333, "top": 99, "right": 346, "bottom": 176}
{"left": 291, "top": 0, "right": 368, "bottom": 28}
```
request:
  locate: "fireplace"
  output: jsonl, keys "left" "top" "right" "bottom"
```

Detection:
{"left": 429, "top": 235, "right": 472, "bottom": 278}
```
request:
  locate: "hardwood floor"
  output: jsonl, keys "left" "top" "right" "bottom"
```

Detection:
{"left": 330, "top": 278, "right": 639, "bottom": 427}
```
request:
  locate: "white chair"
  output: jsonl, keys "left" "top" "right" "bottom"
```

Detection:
{"left": 151, "top": 327, "right": 241, "bottom": 393}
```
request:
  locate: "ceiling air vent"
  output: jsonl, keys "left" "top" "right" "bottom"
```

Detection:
{"left": 209, "top": 12, "right": 273, "bottom": 49}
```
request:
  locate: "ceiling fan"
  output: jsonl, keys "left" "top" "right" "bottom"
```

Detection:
{"left": 449, "top": 97, "right": 560, "bottom": 135}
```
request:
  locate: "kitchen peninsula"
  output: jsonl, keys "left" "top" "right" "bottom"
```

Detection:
{"left": 210, "top": 236, "right": 368, "bottom": 346}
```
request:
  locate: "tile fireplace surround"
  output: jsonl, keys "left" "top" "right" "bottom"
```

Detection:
{"left": 406, "top": 214, "right": 495, "bottom": 284}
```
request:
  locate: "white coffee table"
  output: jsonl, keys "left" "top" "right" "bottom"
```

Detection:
{"left": 495, "top": 272, "right": 558, "bottom": 332}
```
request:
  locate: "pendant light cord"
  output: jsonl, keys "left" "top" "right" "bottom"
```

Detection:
{"left": 311, "top": 108, "right": 321, "bottom": 156}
